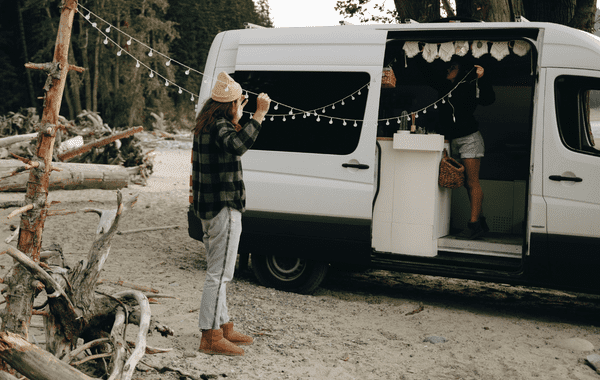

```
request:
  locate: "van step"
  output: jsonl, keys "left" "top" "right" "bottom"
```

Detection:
{"left": 438, "top": 233, "right": 522, "bottom": 258}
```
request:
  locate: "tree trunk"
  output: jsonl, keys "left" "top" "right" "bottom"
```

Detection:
{"left": 68, "top": 40, "right": 83, "bottom": 116}
{"left": 393, "top": 0, "right": 439, "bottom": 22}
{"left": 523, "top": 0, "right": 576, "bottom": 24}
{"left": 17, "top": 0, "right": 36, "bottom": 108}
{"left": 455, "top": 0, "right": 515, "bottom": 21}
{"left": 568, "top": 0, "right": 596, "bottom": 32}
{"left": 114, "top": 12, "right": 120, "bottom": 92}
{"left": 79, "top": 18, "right": 92, "bottom": 112}
{"left": 92, "top": 33, "right": 100, "bottom": 113}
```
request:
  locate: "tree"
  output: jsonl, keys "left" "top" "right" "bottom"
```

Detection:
{"left": 335, "top": 0, "right": 596, "bottom": 31}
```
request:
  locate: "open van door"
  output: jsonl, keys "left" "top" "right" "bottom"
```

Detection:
{"left": 540, "top": 68, "right": 600, "bottom": 291}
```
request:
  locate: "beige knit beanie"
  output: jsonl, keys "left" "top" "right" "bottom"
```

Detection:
{"left": 211, "top": 71, "right": 242, "bottom": 103}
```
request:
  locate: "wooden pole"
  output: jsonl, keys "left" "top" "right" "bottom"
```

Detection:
{"left": 2, "top": 0, "right": 80, "bottom": 338}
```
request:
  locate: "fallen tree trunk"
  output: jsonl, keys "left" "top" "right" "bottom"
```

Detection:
{"left": 0, "top": 332, "right": 96, "bottom": 380}
{"left": 0, "top": 160, "right": 128, "bottom": 192}
{"left": 0, "top": 133, "right": 38, "bottom": 148}
{"left": 57, "top": 126, "right": 143, "bottom": 162}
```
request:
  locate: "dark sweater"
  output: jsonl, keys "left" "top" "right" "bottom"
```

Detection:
{"left": 434, "top": 69, "right": 495, "bottom": 140}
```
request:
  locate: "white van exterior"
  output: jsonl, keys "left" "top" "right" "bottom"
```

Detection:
{"left": 195, "top": 21, "right": 600, "bottom": 294}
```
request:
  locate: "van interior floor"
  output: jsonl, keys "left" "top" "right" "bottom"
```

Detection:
{"left": 438, "top": 233, "right": 523, "bottom": 258}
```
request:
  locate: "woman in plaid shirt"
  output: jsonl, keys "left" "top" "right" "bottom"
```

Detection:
{"left": 192, "top": 72, "right": 271, "bottom": 356}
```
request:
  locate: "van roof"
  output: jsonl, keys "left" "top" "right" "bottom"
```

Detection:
{"left": 235, "top": 21, "right": 600, "bottom": 70}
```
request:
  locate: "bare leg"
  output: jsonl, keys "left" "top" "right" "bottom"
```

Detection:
{"left": 462, "top": 158, "right": 483, "bottom": 223}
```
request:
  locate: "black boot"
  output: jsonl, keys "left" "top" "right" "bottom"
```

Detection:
{"left": 458, "top": 218, "right": 487, "bottom": 240}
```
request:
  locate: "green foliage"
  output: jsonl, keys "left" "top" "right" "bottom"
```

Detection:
{"left": 0, "top": 0, "right": 273, "bottom": 131}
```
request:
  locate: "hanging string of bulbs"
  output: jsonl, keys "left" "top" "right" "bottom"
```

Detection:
{"left": 78, "top": 4, "right": 474, "bottom": 128}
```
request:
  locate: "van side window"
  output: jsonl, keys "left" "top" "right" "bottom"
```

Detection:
{"left": 231, "top": 71, "right": 370, "bottom": 155}
{"left": 555, "top": 76, "right": 600, "bottom": 155}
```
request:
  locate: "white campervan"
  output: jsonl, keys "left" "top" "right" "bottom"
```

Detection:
{"left": 194, "top": 20, "right": 600, "bottom": 294}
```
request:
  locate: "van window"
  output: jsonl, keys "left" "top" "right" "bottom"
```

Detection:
{"left": 555, "top": 76, "right": 600, "bottom": 155}
{"left": 231, "top": 71, "right": 370, "bottom": 155}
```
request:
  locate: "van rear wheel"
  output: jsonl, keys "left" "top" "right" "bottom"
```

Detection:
{"left": 250, "top": 254, "right": 328, "bottom": 294}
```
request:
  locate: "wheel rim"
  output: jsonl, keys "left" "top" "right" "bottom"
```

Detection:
{"left": 265, "top": 256, "right": 307, "bottom": 282}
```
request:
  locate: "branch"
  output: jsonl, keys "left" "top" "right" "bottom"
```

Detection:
{"left": 7, "top": 204, "right": 34, "bottom": 219}
{"left": 61, "top": 337, "right": 111, "bottom": 364}
{"left": 117, "top": 225, "right": 180, "bottom": 235}
{"left": 107, "top": 307, "right": 126, "bottom": 380}
{"left": 113, "top": 290, "right": 150, "bottom": 380}
{"left": 57, "top": 126, "right": 143, "bottom": 161}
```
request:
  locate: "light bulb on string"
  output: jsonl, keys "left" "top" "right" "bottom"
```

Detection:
{"left": 434, "top": 103, "right": 438, "bottom": 109}
{"left": 185, "top": 68, "right": 190, "bottom": 75}
{"left": 270, "top": 116, "right": 274, "bottom": 122}
{"left": 85, "top": 13, "right": 91, "bottom": 19}
{"left": 354, "top": 121, "right": 358, "bottom": 127}
{"left": 397, "top": 118, "right": 401, "bottom": 124}
{"left": 341, "top": 100, "right": 345, "bottom": 106}
{"left": 178, "top": 88, "right": 183, "bottom": 94}
{"left": 288, "top": 110, "right": 293, "bottom": 115}
{"left": 292, "top": 115, "right": 296, "bottom": 120}
{"left": 117, "top": 49, "right": 122, "bottom": 56}
{"left": 165, "top": 80, "right": 169, "bottom": 86}
{"left": 135, "top": 61, "right": 140, "bottom": 68}
{"left": 92, "top": 22, "right": 97, "bottom": 27}
{"left": 127, "top": 38, "right": 132, "bottom": 45}
{"left": 332, "top": 105, "right": 336, "bottom": 110}
{"left": 351, "top": 95, "right": 355, "bottom": 101}
{"left": 448, "top": 93, "right": 452, "bottom": 98}
{"left": 191, "top": 95, "right": 195, "bottom": 101}
{"left": 274, "top": 104, "right": 278, "bottom": 110}
{"left": 317, "top": 116, "right": 321, "bottom": 122}
{"left": 148, "top": 49, "right": 153, "bottom": 57}
{"left": 103, "top": 37, "right": 108, "bottom": 45}
{"left": 105, "top": 26, "right": 111, "bottom": 33}
{"left": 322, "top": 108, "right": 326, "bottom": 113}
{"left": 442, "top": 98, "right": 446, "bottom": 104}
{"left": 423, "top": 108, "right": 427, "bottom": 114}
{"left": 343, "top": 120, "right": 347, "bottom": 126}
{"left": 283, "top": 116, "right": 286, "bottom": 122}
{"left": 358, "top": 90, "right": 361, "bottom": 95}
{"left": 149, "top": 71, "right": 154, "bottom": 78}
{"left": 415, "top": 113, "right": 419, "bottom": 118}
{"left": 329, "top": 118, "right": 333, "bottom": 125}
{"left": 303, "top": 114, "right": 307, "bottom": 119}
{"left": 386, "top": 120, "right": 390, "bottom": 126}
{"left": 165, "top": 60, "right": 171, "bottom": 66}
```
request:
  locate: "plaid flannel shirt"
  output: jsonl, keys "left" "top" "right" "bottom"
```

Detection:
{"left": 191, "top": 117, "right": 262, "bottom": 220}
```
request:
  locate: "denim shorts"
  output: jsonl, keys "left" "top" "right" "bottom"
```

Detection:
{"left": 451, "top": 131, "right": 485, "bottom": 159}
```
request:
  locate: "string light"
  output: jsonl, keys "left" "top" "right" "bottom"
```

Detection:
{"left": 79, "top": 4, "right": 477, "bottom": 122}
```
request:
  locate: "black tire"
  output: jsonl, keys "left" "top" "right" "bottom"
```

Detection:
{"left": 250, "top": 253, "right": 329, "bottom": 294}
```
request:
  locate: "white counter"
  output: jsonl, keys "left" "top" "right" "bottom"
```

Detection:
{"left": 373, "top": 133, "right": 451, "bottom": 256}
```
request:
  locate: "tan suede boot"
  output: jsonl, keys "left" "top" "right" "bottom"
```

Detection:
{"left": 199, "top": 328, "right": 244, "bottom": 356}
{"left": 221, "top": 322, "right": 254, "bottom": 346}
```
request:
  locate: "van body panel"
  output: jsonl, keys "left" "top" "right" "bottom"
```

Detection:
{"left": 236, "top": 28, "right": 387, "bottom": 68}
{"left": 195, "top": 22, "right": 600, "bottom": 295}
{"left": 543, "top": 68, "right": 600, "bottom": 238}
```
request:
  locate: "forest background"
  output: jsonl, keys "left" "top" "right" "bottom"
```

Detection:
{"left": 0, "top": 0, "right": 598, "bottom": 132}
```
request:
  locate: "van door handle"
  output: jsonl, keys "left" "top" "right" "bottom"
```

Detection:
{"left": 342, "top": 163, "right": 369, "bottom": 170}
{"left": 549, "top": 175, "right": 582, "bottom": 182}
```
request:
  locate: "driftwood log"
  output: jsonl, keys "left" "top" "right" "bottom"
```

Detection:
{"left": 0, "top": 160, "right": 129, "bottom": 192}
{"left": 0, "top": 191, "right": 173, "bottom": 379}
{"left": 0, "top": 133, "right": 38, "bottom": 148}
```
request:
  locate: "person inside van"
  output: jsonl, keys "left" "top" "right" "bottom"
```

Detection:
{"left": 434, "top": 56, "right": 495, "bottom": 239}
{"left": 191, "top": 71, "right": 271, "bottom": 356}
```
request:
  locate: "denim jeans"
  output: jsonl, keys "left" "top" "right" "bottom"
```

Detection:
{"left": 198, "top": 207, "right": 242, "bottom": 330}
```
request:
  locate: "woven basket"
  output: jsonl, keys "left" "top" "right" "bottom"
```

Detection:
{"left": 381, "top": 67, "right": 397, "bottom": 89}
{"left": 439, "top": 149, "right": 464, "bottom": 189}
